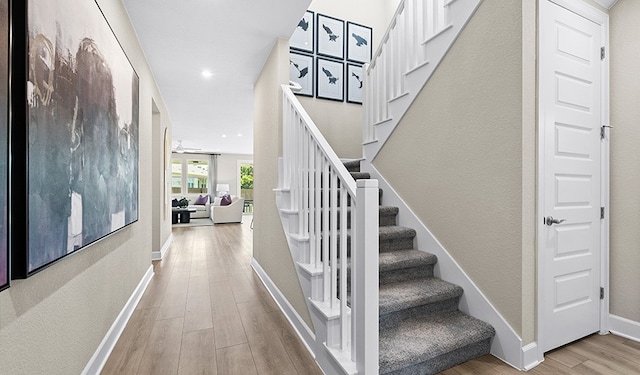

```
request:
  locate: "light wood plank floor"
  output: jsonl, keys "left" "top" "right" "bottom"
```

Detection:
{"left": 103, "top": 217, "right": 640, "bottom": 375}
{"left": 441, "top": 333, "right": 640, "bottom": 374}
{"left": 102, "top": 217, "right": 323, "bottom": 375}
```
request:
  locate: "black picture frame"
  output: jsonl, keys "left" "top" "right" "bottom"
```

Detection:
{"left": 316, "top": 14, "right": 344, "bottom": 60}
{"left": 11, "top": 0, "right": 140, "bottom": 278}
{"left": 316, "top": 57, "right": 344, "bottom": 102}
{"left": 346, "top": 63, "right": 364, "bottom": 105}
{"left": 0, "top": 0, "right": 8, "bottom": 291}
{"left": 290, "top": 10, "right": 314, "bottom": 54}
{"left": 347, "top": 21, "right": 372, "bottom": 64}
{"left": 289, "top": 51, "right": 314, "bottom": 97}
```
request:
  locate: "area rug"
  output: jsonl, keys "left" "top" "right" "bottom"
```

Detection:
{"left": 172, "top": 218, "right": 214, "bottom": 228}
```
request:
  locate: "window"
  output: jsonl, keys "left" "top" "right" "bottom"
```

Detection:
{"left": 171, "top": 159, "right": 183, "bottom": 194}
{"left": 172, "top": 157, "right": 210, "bottom": 195}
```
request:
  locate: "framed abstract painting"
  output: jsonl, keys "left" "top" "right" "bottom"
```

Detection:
{"left": 347, "top": 21, "right": 372, "bottom": 64}
{"left": 11, "top": 0, "right": 139, "bottom": 277}
{"left": 0, "top": 0, "right": 8, "bottom": 290}
{"left": 316, "top": 57, "right": 344, "bottom": 102}
{"left": 317, "top": 14, "right": 344, "bottom": 60}
{"left": 346, "top": 63, "right": 364, "bottom": 104}
{"left": 289, "top": 51, "right": 314, "bottom": 97}
{"left": 290, "top": 10, "right": 314, "bottom": 54}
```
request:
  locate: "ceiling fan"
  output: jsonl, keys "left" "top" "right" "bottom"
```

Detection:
{"left": 174, "top": 140, "right": 202, "bottom": 153}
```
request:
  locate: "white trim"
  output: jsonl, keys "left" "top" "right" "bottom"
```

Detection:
{"left": 82, "top": 265, "right": 154, "bottom": 375}
{"left": 593, "top": 0, "right": 619, "bottom": 10}
{"left": 152, "top": 233, "right": 173, "bottom": 261}
{"left": 537, "top": 0, "right": 610, "bottom": 359}
{"left": 362, "top": 163, "right": 524, "bottom": 369}
{"left": 251, "top": 258, "right": 317, "bottom": 358}
{"left": 521, "top": 342, "right": 542, "bottom": 371}
{"left": 609, "top": 315, "right": 640, "bottom": 343}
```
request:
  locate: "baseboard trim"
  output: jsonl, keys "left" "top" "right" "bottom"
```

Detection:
{"left": 81, "top": 265, "right": 154, "bottom": 375}
{"left": 609, "top": 314, "right": 640, "bottom": 342}
{"left": 251, "top": 258, "right": 317, "bottom": 358}
{"left": 152, "top": 233, "right": 173, "bottom": 260}
{"left": 521, "top": 342, "right": 541, "bottom": 370}
{"left": 364, "top": 163, "right": 524, "bottom": 369}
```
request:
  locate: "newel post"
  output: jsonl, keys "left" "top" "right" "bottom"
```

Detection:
{"left": 353, "top": 179, "right": 379, "bottom": 374}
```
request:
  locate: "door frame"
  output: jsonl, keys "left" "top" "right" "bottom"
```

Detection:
{"left": 536, "top": 0, "right": 610, "bottom": 360}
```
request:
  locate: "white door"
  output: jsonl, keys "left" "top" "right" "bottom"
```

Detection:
{"left": 539, "top": 0, "right": 604, "bottom": 353}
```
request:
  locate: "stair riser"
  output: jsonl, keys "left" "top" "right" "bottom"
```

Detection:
{"left": 381, "top": 338, "right": 492, "bottom": 375}
{"left": 379, "top": 297, "right": 460, "bottom": 331}
{"left": 336, "top": 210, "right": 397, "bottom": 229}
{"left": 379, "top": 265, "right": 434, "bottom": 284}
{"left": 380, "top": 237, "right": 414, "bottom": 252}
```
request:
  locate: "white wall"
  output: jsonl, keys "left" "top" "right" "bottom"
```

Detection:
{"left": 0, "top": 1, "right": 172, "bottom": 373}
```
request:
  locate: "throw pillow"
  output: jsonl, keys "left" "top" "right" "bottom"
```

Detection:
{"left": 194, "top": 195, "right": 208, "bottom": 205}
{"left": 220, "top": 194, "right": 232, "bottom": 206}
{"left": 171, "top": 198, "right": 179, "bottom": 207}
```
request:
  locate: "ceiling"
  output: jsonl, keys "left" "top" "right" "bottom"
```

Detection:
{"left": 122, "top": 0, "right": 311, "bottom": 155}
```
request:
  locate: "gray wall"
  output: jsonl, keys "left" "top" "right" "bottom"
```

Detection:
{"left": 0, "top": 1, "right": 172, "bottom": 373}
{"left": 373, "top": 0, "right": 529, "bottom": 338}
{"left": 253, "top": 38, "right": 314, "bottom": 329}
{"left": 610, "top": 0, "right": 640, "bottom": 322}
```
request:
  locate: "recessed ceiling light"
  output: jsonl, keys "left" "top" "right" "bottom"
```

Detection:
{"left": 201, "top": 69, "right": 214, "bottom": 78}
{"left": 237, "top": 133, "right": 242, "bottom": 137}
{"left": 221, "top": 134, "right": 227, "bottom": 138}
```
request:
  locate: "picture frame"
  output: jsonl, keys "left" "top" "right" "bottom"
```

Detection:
{"left": 347, "top": 21, "right": 372, "bottom": 63}
{"left": 347, "top": 63, "right": 364, "bottom": 105}
{"left": 316, "top": 57, "right": 344, "bottom": 102}
{"left": 289, "top": 51, "right": 314, "bottom": 97}
{"left": 11, "top": 0, "right": 140, "bottom": 278}
{"left": 0, "top": 0, "right": 8, "bottom": 291}
{"left": 317, "top": 14, "right": 344, "bottom": 60}
{"left": 290, "top": 10, "right": 314, "bottom": 54}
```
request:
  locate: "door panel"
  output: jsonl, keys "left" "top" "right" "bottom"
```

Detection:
{"left": 540, "top": 0, "right": 602, "bottom": 353}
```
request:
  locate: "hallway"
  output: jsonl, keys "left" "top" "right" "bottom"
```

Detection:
{"left": 102, "top": 218, "right": 323, "bottom": 374}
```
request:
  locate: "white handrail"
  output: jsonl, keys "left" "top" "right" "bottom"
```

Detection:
{"left": 282, "top": 84, "right": 379, "bottom": 373}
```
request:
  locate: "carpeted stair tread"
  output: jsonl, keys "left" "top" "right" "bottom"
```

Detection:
{"left": 343, "top": 159, "right": 362, "bottom": 172}
{"left": 350, "top": 171, "right": 371, "bottom": 180}
{"left": 379, "top": 310, "right": 495, "bottom": 374}
{"left": 379, "top": 226, "right": 416, "bottom": 242}
{"left": 379, "top": 250, "right": 437, "bottom": 273}
{"left": 379, "top": 277, "right": 463, "bottom": 316}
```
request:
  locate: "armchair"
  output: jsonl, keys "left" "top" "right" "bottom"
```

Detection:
{"left": 211, "top": 196, "right": 245, "bottom": 224}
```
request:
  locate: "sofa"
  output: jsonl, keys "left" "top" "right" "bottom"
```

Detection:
{"left": 172, "top": 194, "right": 211, "bottom": 219}
{"left": 211, "top": 196, "right": 244, "bottom": 224}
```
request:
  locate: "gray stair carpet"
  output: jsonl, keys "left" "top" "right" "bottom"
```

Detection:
{"left": 343, "top": 160, "right": 495, "bottom": 375}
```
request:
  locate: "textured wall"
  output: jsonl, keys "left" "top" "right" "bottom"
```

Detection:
{"left": 0, "top": 0, "right": 172, "bottom": 373}
{"left": 609, "top": 0, "right": 640, "bottom": 322}
{"left": 373, "top": 0, "right": 525, "bottom": 336}
{"left": 296, "top": 0, "right": 402, "bottom": 159}
{"left": 253, "top": 38, "right": 314, "bottom": 329}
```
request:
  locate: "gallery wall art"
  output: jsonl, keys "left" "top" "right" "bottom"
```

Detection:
{"left": 316, "top": 57, "right": 344, "bottom": 102}
{"left": 317, "top": 14, "right": 344, "bottom": 60}
{"left": 347, "top": 63, "right": 364, "bottom": 104}
{"left": 0, "top": 0, "right": 8, "bottom": 290}
{"left": 347, "top": 22, "right": 372, "bottom": 64}
{"left": 289, "top": 51, "right": 314, "bottom": 97}
{"left": 11, "top": 0, "right": 139, "bottom": 277}
{"left": 290, "top": 10, "right": 314, "bottom": 54}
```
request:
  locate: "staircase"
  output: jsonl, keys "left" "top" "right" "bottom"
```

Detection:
{"left": 343, "top": 160, "right": 495, "bottom": 374}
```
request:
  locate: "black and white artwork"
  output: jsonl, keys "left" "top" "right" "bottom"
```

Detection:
{"left": 316, "top": 57, "right": 344, "bottom": 102}
{"left": 24, "top": 0, "right": 139, "bottom": 274}
{"left": 289, "top": 51, "right": 314, "bottom": 97}
{"left": 317, "top": 14, "right": 344, "bottom": 60}
{"left": 290, "top": 10, "right": 314, "bottom": 54}
{"left": 347, "top": 22, "right": 372, "bottom": 63}
{"left": 347, "top": 64, "right": 364, "bottom": 104}
{"left": 0, "top": 0, "right": 8, "bottom": 290}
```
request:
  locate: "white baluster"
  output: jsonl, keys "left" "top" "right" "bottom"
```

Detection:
{"left": 330, "top": 170, "right": 338, "bottom": 309}
{"left": 340, "top": 184, "right": 348, "bottom": 351}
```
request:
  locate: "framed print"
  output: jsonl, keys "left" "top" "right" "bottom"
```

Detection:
{"left": 316, "top": 57, "right": 344, "bottom": 102}
{"left": 347, "top": 22, "right": 372, "bottom": 63}
{"left": 290, "top": 10, "right": 314, "bottom": 54}
{"left": 347, "top": 64, "right": 364, "bottom": 104}
{"left": 0, "top": 0, "right": 8, "bottom": 291}
{"left": 11, "top": 0, "right": 140, "bottom": 277}
{"left": 289, "top": 51, "right": 314, "bottom": 97}
{"left": 317, "top": 14, "right": 344, "bottom": 59}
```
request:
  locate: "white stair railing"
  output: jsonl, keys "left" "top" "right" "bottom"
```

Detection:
{"left": 363, "top": 0, "right": 482, "bottom": 161}
{"left": 282, "top": 84, "right": 379, "bottom": 374}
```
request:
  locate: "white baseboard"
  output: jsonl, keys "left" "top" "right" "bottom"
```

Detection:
{"left": 82, "top": 265, "right": 154, "bottom": 375}
{"left": 251, "top": 258, "right": 317, "bottom": 358}
{"left": 609, "top": 314, "right": 640, "bottom": 343}
{"left": 363, "top": 163, "right": 524, "bottom": 369}
{"left": 152, "top": 233, "right": 173, "bottom": 260}
{"left": 521, "top": 342, "right": 541, "bottom": 370}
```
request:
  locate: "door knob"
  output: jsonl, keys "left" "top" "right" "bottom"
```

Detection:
{"left": 545, "top": 216, "right": 566, "bottom": 226}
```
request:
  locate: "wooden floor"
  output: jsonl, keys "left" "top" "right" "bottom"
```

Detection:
{"left": 103, "top": 217, "right": 640, "bottom": 375}
{"left": 102, "top": 217, "right": 323, "bottom": 375}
